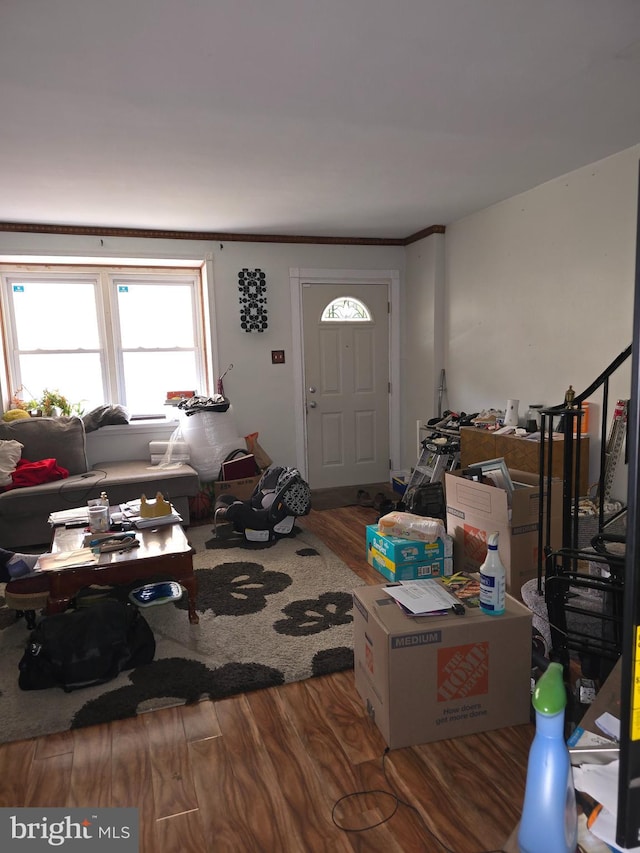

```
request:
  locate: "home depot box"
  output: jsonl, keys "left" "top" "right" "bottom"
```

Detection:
{"left": 366, "top": 525, "right": 454, "bottom": 581}
{"left": 444, "top": 469, "right": 562, "bottom": 597}
{"left": 352, "top": 583, "right": 532, "bottom": 749}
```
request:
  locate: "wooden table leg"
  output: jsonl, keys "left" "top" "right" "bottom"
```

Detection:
{"left": 181, "top": 576, "right": 199, "bottom": 624}
{"left": 45, "top": 593, "right": 73, "bottom": 615}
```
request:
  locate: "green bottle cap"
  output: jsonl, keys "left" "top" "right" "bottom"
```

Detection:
{"left": 532, "top": 662, "right": 566, "bottom": 715}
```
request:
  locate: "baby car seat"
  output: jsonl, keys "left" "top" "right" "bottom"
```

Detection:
{"left": 213, "top": 466, "right": 312, "bottom": 541}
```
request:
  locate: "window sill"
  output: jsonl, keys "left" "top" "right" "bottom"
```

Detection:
{"left": 92, "top": 418, "right": 180, "bottom": 435}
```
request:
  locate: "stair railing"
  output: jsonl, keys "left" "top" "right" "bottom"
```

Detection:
{"left": 535, "top": 344, "right": 631, "bottom": 594}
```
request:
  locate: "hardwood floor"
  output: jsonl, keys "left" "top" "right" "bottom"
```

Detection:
{"left": 0, "top": 506, "right": 533, "bottom": 852}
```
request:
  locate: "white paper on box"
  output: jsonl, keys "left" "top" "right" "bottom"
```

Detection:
{"left": 595, "top": 712, "right": 620, "bottom": 742}
{"left": 384, "top": 579, "right": 458, "bottom": 614}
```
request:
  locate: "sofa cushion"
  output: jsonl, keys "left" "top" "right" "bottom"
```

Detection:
{"left": 89, "top": 460, "right": 200, "bottom": 504}
{"left": 0, "top": 461, "right": 199, "bottom": 516}
{"left": 0, "top": 416, "right": 88, "bottom": 474}
{"left": 0, "top": 439, "right": 23, "bottom": 487}
{"left": 0, "top": 460, "right": 200, "bottom": 547}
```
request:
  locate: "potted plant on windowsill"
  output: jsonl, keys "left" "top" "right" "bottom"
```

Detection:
{"left": 9, "top": 387, "right": 85, "bottom": 418}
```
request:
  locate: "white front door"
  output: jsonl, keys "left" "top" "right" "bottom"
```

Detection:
{"left": 302, "top": 282, "right": 390, "bottom": 489}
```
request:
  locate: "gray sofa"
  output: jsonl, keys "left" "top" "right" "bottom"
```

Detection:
{"left": 0, "top": 416, "right": 200, "bottom": 547}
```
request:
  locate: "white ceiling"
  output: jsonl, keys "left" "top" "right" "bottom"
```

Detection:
{"left": 2, "top": 0, "right": 640, "bottom": 240}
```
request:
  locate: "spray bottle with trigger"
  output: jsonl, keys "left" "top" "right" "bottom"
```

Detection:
{"left": 479, "top": 531, "right": 506, "bottom": 616}
{"left": 518, "top": 662, "right": 578, "bottom": 853}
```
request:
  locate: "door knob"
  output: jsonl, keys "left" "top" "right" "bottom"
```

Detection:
{"left": 308, "top": 386, "right": 316, "bottom": 393}
{"left": 308, "top": 401, "right": 317, "bottom": 408}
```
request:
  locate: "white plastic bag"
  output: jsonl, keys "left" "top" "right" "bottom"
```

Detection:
{"left": 378, "top": 511, "right": 446, "bottom": 543}
{"left": 157, "top": 424, "right": 190, "bottom": 469}
{"left": 178, "top": 407, "right": 246, "bottom": 482}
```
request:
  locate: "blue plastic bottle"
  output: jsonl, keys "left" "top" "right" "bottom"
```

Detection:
{"left": 518, "top": 662, "right": 578, "bottom": 853}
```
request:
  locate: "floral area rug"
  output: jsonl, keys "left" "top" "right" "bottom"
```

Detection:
{"left": 0, "top": 525, "right": 359, "bottom": 744}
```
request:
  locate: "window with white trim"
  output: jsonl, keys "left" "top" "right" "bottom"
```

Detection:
{"left": 0, "top": 264, "right": 209, "bottom": 418}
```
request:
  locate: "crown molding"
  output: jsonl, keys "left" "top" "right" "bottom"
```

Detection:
{"left": 0, "top": 221, "right": 446, "bottom": 246}
{"left": 404, "top": 224, "right": 447, "bottom": 244}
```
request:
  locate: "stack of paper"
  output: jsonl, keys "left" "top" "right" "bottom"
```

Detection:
{"left": 573, "top": 759, "right": 640, "bottom": 851}
{"left": 132, "top": 511, "right": 182, "bottom": 529}
{"left": 48, "top": 507, "right": 89, "bottom": 526}
{"left": 384, "top": 579, "right": 460, "bottom": 615}
{"left": 36, "top": 549, "right": 98, "bottom": 570}
{"left": 118, "top": 499, "right": 182, "bottom": 528}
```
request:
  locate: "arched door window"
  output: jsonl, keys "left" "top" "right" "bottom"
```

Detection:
{"left": 321, "top": 296, "right": 372, "bottom": 322}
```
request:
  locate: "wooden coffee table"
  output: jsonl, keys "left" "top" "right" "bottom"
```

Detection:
{"left": 46, "top": 523, "right": 199, "bottom": 624}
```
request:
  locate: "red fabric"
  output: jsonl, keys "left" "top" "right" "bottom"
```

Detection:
{"left": 4, "top": 457, "right": 69, "bottom": 490}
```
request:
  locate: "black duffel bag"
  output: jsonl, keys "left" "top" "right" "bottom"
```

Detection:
{"left": 18, "top": 599, "right": 155, "bottom": 692}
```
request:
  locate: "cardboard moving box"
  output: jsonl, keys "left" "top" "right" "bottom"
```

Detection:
{"left": 444, "top": 469, "right": 562, "bottom": 597}
{"left": 213, "top": 475, "right": 261, "bottom": 502}
{"left": 353, "top": 583, "right": 532, "bottom": 749}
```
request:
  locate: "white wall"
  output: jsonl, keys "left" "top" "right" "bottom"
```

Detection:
{"left": 0, "top": 232, "right": 405, "bottom": 472}
{"left": 402, "top": 233, "right": 445, "bottom": 466}
{"left": 441, "top": 144, "right": 640, "bottom": 499}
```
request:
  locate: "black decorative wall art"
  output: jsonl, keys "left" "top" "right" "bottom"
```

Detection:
{"left": 238, "top": 268, "right": 268, "bottom": 332}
